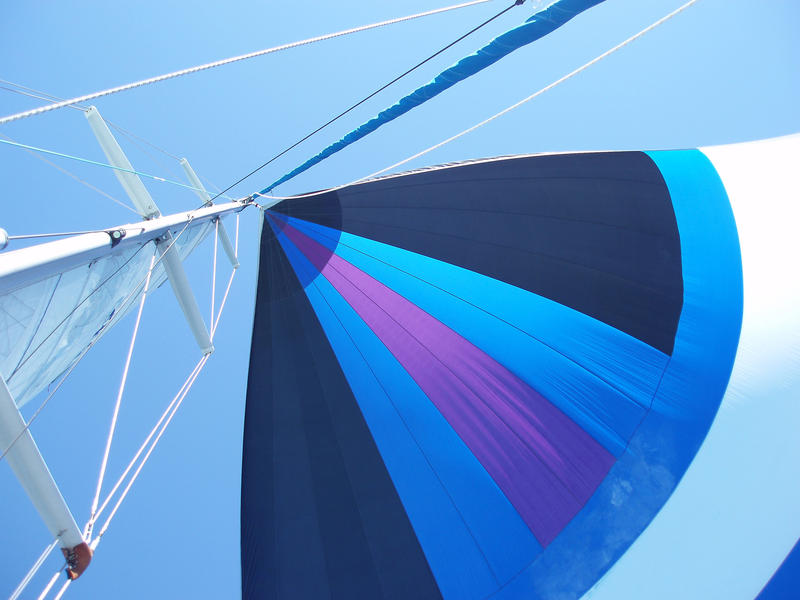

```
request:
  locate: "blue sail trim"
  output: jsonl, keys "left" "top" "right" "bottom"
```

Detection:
{"left": 489, "top": 149, "right": 742, "bottom": 599}
{"left": 258, "top": 0, "right": 607, "bottom": 194}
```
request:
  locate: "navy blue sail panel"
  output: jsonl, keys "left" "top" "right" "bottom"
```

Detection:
{"left": 243, "top": 150, "right": 742, "bottom": 599}
{"left": 271, "top": 151, "right": 683, "bottom": 355}
{"left": 241, "top": 228, "right": 441, "bottom": 599}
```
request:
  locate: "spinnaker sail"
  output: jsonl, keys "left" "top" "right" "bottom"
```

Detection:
{"left": 242, "top": 135, "right": 800, "bottom": 599}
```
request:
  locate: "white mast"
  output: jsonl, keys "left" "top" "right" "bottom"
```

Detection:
{"left": 0, "top": 375, "right": 91, "bottom": 580}
{"left": 0, "top": 106, "right": 250, "bottom": 582}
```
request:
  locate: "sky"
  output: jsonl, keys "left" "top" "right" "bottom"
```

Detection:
{"left": 1, "top": 0, "right": 799, "bottom": 598}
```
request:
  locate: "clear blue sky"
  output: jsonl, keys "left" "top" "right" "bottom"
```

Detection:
{"left": 1, "top": 1, "right": 798, "bottom": 598}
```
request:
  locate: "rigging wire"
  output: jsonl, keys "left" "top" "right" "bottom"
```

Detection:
{"left": 85, "top": 229, "right": 238, "bottom": 537}
{"left": 87, "top": 235, "right": 237, "bottom": 530}
{"left": 8, "top": 539, "right": 59, "bottom": 600}
{"left": 0, "top": 78, "right": 223, "bottom": 191}
{"left": 87, "top": 359, "right": 203, "bottom": 526}
{"left": 86, "top": 254, "right": 157, "bottom": 536}
{"left": 0, "top": 132, "right": 137, "bottom": 214}
{"left": 0, "top": 85, "right": 87, "bottom": 112}
{"left": 211, "top": 219, "right": 219, "bottom": 327}
{"left": 10, "top": 216, "right": 239, "bottom": 599}
{"left": 0, "top": 137, "right": 238, "bottom": 201}
{"left": 257, "top": 0, "right": 702, "bottom": 203}
{"left": 210, "top": 215, "right": 240, "bottom": 339}
{"left": 7, "top": 229, "right": 126, "bottom": 241}
{"left": 0, "top": 0, "right": 494, "bottom": 126}
{"left": 8, "top": 242, "right": 151, "bottom": 380}
{"left": 1, "top": 78, "right": 177, "bottom": 160}
{"left": 88, "top": 354, "right": 211, "bottom": 543}
{"left": 101, "top": 120, "right": 223, "bottom": 195}
{"left": 108, "top": 123, "right": 185, "bottom": 180}
{"left": 52, "top": 578, "right": 70, "bottom": 600}
{"left": 0, "top": 220, "right": 193, "bottom": 462}
{"left": 206, "top": 0, "right": 526, "bottom": 203}
{"left": 36, "top": 570, "right": 63, "bottom": 600}
{"left": 0, "top": 78, "right": 87, "bottom": 109}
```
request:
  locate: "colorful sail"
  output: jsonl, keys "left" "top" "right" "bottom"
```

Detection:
{"left": 242, "top": 136, "right": 800, "bottom": 599}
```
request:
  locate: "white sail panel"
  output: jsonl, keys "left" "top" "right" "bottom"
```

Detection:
{"left": 0, "top": 220, "right": 212, "bottom": 408}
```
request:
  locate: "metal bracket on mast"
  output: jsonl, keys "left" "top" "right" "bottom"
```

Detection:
{"left": 86, "top": 106, "right": 214, "bottom": 354}
{"left": 0, "top": 375, "right": 92, "bottom": 579}
{"left": 180, "top": 158, "right": 239, "bottom": 269}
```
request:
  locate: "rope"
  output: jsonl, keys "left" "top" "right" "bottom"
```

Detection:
{"left": 257, "top": 0, "right": 700, "bottom": 202}
{"left": 9, "top": 539, "right": 59, "bottom": 600}
{"left": 0, "top": 138, "right": 237, "bottom": 201}
{"left": 0, "top": 0, "right": 493, "bottom": 126}
{"left": 86, "top": 254, "right": 156, "bottom": 536}
{"left": 207, "top": 0, "right": 525, "bottom": 202}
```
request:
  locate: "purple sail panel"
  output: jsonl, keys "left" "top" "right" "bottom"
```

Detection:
{"left": 277, "top": 215, "right": 615, "bottom": 546}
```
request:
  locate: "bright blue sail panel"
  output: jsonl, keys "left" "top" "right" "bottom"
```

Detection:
{"left": 243, "top": 149, "right": 744, "bottom": 600}
{"left": 259, "top": 0, "right": 607, "bottom": 193}
{"left": 282, "top": 214, "right": 666, "bottom": 457}
{"left": 269, "top": 217, "right": 542, "bottom": 595}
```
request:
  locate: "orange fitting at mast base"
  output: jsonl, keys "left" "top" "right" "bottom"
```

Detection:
{"left": 62, "top": 542, "right": 92, "bottom": 580}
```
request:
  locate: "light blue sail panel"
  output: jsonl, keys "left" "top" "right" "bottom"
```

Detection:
{"left": 282, "top": 214, "right": 666, "bottom": 457}
{"left": 260, "top": 0, "right": 607, "bottom": 193}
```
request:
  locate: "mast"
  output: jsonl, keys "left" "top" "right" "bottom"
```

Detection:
{"left": 0, "top": 106, "right": 250, "bottom": 583}
{"left": 0, "top": 376, "right": 91, "bottom": 579}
